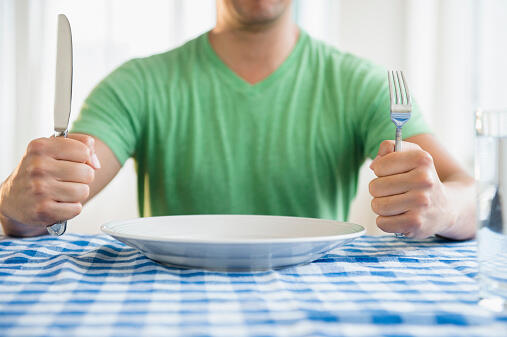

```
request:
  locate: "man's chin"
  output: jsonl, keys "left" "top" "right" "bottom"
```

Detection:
{"left": 237, "top": 14, "right": 282, "bottom": 28}
{"left": 229, "top": 0, "right": 290, "bottom": 28}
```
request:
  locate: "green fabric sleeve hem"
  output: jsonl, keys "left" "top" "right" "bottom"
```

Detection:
{"left": 70, "top": 125, "right": 131, "bottom": 166}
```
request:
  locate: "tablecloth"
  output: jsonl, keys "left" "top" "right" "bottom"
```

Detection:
{"left": 0, "top": 234, "right": 505, "bottom": 337}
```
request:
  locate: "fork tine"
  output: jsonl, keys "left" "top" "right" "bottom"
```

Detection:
{"left": 400, "top": 71, "right": 411, "bottom": 105}
{"left": 395, "top": 71, "right": 405, "bottom": 105}
{"left": 395, "top": 71, "right": 402, "bottom": 104}
{"left": 388, "top": 71, "right": 395, "bottom": 105}
{"left": 392, "top": 70, "right": 400, "bottom": 104}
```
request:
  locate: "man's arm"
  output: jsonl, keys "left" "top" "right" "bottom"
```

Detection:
{"left": 369, "top": 133, "right": 475, "bottom": 240}
{"left": 83, "top": 135, "right": 122, "bottom": 201}
{"left": 0, "top": 133, "right": 121, "bottom": 237}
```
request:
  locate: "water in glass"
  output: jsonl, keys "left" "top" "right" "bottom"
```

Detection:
{"left": 476, "top": 109, "right": 507, "bottom": 312}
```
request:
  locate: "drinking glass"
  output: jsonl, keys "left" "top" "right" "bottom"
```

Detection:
{"left": 475, "top": 108, "right": 507, "bottom": 312}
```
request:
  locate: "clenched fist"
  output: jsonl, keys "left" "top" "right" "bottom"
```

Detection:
{"left": 369, "top": 140, "right": 455, "bottom": 239}
{"left": 0, "top": 134, "right": 100, "bottom": 236}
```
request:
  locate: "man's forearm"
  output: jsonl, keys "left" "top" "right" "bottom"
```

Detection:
{"left": 436, "top": 175, "right": 476, "bottom": 240}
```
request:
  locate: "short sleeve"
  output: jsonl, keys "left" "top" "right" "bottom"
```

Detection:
{"left": 71, "top": 59, "right": 146, "bottom": 165}
{"left": 351, "top": 61, "right": 432, "bottom": 160}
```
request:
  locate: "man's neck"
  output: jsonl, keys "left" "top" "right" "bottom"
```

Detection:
{"left": 208, "top": 11, "right": 299, "bottom": 85}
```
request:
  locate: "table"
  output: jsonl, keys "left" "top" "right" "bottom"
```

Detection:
{"left": 0, "top": 234, "right": 505, "bottom": 337}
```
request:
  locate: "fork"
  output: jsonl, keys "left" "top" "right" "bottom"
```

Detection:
{"left": 388, "top": 70, "right": 412, "bottom": 152}
{"left": 387, "top": 70, "right": 412, "bottom": 238}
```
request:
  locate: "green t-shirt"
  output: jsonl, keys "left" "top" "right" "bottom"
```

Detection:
{"left": 72, "top": 29, "right": 431, "bottom": 221}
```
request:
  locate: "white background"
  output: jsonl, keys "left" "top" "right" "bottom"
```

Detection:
{"left": 0, "top": 0, "right": 505, "bottom": 234}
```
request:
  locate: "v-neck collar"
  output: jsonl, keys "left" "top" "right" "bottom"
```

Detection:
{"left": 201, "top": 29, "right": 308, "bottom": 94}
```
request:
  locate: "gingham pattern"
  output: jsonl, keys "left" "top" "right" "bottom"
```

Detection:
{"left": 0, "top": 234, "right": 505, "bottom": 337}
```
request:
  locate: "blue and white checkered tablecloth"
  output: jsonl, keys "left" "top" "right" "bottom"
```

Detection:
{"left": 0, "top": 234, "right": 505, "bottom": 337}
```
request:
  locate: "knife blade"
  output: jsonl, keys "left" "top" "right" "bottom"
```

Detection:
{"left": 47, "top": 14, "right": 73, "bottom": 236}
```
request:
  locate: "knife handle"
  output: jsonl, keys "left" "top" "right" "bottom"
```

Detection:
{"left": 47, "top": 221, "right": 67, "bottom": 236}
{"left": 54, "top": 130, "right": 68, "bottom": 138}
{"left": 47, "top": 130, "right": 69, "bottom": 236}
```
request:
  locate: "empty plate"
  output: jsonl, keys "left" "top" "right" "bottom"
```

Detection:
{"left": 101, "top": 214, "right": 365, "bottom": 271}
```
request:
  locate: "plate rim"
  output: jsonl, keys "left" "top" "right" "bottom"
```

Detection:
{"left": 100, "top": 214, "right": 366, "bottom": 245}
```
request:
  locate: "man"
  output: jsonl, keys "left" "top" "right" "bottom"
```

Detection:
{"left": 0, "top": 0, "right": 475, "bottom": 240}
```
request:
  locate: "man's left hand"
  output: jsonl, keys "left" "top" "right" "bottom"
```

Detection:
{"left": 368, "top": 140, "right": 455, "bottom": 238}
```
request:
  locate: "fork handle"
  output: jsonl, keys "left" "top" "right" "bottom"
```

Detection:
{"left": 395, "top": 127, "right": 402, "bottom": 152}
{"left": 394, "top": 127, "right": 405, "bottom": 238}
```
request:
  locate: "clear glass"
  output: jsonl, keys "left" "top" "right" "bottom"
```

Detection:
{"left": 475, "top": 109, "right": 507, "bottom": 312}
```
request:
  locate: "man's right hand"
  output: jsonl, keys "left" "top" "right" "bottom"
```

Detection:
{"left": 0, "top": 134, "right": 100, "bottom": 237}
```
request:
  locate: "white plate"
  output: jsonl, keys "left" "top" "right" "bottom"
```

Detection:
{"left": 101, "top": 215, "right": 365, "bottom": 271}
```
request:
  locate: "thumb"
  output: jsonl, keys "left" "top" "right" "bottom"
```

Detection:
{"left": 376, "top": 139, "right": 422, "bottom": 157}
{"left": 68, "top": 133, "right": 101, "bottom": 169}
{"left": 377, "top": 140, "right": 396, "bottom": 157}
{"left": 369, "top": 140, "right": 422, "bottom": 169}
{"left": 369, "top": 140, "right": 395, "bottom": 169}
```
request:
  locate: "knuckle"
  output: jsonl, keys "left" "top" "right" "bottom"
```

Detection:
{"left": 71, "top": 203, "right": 83, "bottom": 218}
{"left": 59, "top": 202, "right": 82, "bottom": 221}
{"left": 27, "top": 157, "right": 47, "bottom": 178}
{"left": 84, "top": 135, "right": 95, "bottom": 148}
{"left": 416, "top": 151, "right": 434, "bottom": 167}
{"left": 27, "top": 138, "right": 48, "bottom": 155}
{"left": 82, "top": 144, "right": 92, "bottom": 158}
{"left": 34, "top": 201, "right": 54, "bottom": 223}
{"left": 414, "top": 191, "right": 431, "bottom": 208}
{"left": 68, "top": 140, "right": 91, "bottom": 162}
{"left": 417, "top": 170, "right": 435, "bottom": 188}
{"left": 369, "top": 178, "right": 386, "bottom": 197}
{"left": 371, "top": 198, "right": 381, "bottom": 214}
{"left": 375, "top": 217, "right": 390, "bottom": 232}
{"left": 30, "top": 178, "right": 47, "bottom": 196}
{"left": 370, "top": 166, "right": 379, "bottom": 177}
{"left": 407, "top": 213, "right": 423, "bottom": 231}
{"left": 78, "top": 184, "right": 90, "bottom": 201}
{"left": 84, "top": 148, "right": 92, "bottom": 163}
{"left": 75, "top": 142, "right": 92, "bottom": 162}
{"left": 368, "top": 180, "right": 377, "bottom": 196}
{"left": 407, "top": 141, "right": 422, "bottom": 151}
{"left": 83, "top": 165, "right": 95, "bottom": 183}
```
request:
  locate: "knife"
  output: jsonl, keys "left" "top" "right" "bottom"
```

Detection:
{"left": 47, "top": 14, "right": 73, "bottom": 236}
